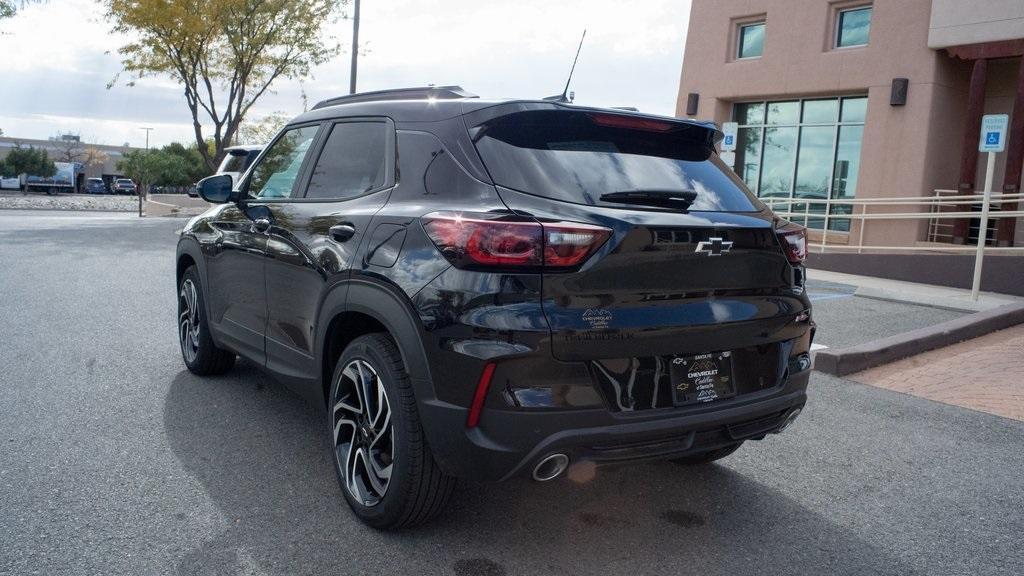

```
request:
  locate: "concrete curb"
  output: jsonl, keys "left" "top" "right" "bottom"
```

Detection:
{"left": 814, "top": 302, "right": 1024, "bottom": 377}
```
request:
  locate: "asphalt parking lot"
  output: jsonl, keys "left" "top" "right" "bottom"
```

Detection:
{"left": 1, "top": 210, "right": 1022, "bottom": 576}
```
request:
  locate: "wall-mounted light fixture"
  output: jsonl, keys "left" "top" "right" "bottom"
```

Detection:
{"left": 890, "top": 78, "right": 908, "bottom": 106}
{"left": 686, "top": 93, "right": 700, "bottom": 116}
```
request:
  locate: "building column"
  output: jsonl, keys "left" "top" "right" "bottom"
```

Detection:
{"left": 953, "top": 58, "right": 988, "bottom": 244}
{"left": 995, "top": 56, "right": 1024, "bottom": 246}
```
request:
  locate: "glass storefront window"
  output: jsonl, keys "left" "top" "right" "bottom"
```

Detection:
{"left": 760, "top": 127, "right": 797, "bottom": 197}
{"left": 841, "top": 97, "right": 868, "bottom": 123}
{"left": 732, "top": 96, "right": 867, "bottom": 230}
{"left": 802, "top": 99, "right": 838, "bottom": 124}
{"left": 766, "top": 101, "right": 799, "bottom": 125}
{"left": 734, "top": 102, "right": 765, "bottom": 125}
{"left": 735, "top": 127, "right": 762, "bottom": 191}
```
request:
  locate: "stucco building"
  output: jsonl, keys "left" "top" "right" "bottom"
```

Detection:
{"left": 677, "top": 0, "right": 1024, "bottom": 258}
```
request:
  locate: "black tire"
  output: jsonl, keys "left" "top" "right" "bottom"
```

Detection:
{"left": 670, "top": 442, "right": 743, "bottom": 465}
{"left": 178, "top": 266, "right": 235, "bottom": 375}
{"left": 329, "top": 333, "right": 455, "bottom": 529}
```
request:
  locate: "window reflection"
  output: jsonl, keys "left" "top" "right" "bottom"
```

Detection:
{"left": 837, "top": 7, "right": 871, "bottom": 48}
{"left": 738, "top": 23, "right": 765, "bottom": 59}
{"left": 248, "top": 125, "right": 319, "bottom": 199}
{"left": 760, "top": 127, "right": 796, "bottom": 197}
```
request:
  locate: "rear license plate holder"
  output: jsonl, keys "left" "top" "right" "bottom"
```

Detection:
{"left": 671, "top": 351, "right": 736, "bottom": 405}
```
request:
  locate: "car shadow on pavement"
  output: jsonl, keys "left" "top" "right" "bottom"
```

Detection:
{"left": 164, "top": 362, "right": 918, "bottom": 576}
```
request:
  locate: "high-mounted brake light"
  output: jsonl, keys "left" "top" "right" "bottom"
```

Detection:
{"left": 422, "top": 213, "right": 611, "bottom": 269}
{"left": 588, "top": 112, "right": 678, "bottom": 133}
{"left": 776, "top": 222, "right": 807, "bottom": 264}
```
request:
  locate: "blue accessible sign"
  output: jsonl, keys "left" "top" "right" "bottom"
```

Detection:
{"left": 978, "top": 114, "right": 1008, "bottom": 153}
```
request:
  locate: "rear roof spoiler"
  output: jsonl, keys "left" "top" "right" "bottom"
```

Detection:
{"left": 312, "top": 86, "right": 478, "bottom": 110}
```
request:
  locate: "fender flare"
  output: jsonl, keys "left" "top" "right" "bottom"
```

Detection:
{"left": 315, "top": 277, "right": 437, "bottom": 404}
{"left": 175, "top": 236, "right": 214, "bottom": 334}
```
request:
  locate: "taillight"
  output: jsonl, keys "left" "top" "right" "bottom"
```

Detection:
{"left": 422, "top": 212, "right": 610, "bottom": 269}
{"left": 776, "top": 222, "right": 807, "bottom": 264}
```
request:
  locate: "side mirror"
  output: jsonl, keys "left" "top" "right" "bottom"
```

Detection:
{"left": 197, "top": 174, "right": 235, "bottom": 203}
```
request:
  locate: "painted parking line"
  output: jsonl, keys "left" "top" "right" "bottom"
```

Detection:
{"left": 810, "top": 343, "right": 829, "bottom": 351}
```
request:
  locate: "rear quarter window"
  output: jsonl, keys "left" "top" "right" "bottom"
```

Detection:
{"left": 472, "top": 110, "right": 761, "bottom": 212}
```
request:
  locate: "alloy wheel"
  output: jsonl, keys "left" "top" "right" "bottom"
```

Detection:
{"left": 333, "top": 359, "right": 394, "bottom": 507}
{"left": 178, "top": 279, "right": 200, "bottom": 364}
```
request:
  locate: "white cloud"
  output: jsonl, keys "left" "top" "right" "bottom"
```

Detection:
{"left": 0, "top": 0, "right": 692, "bottom": 148}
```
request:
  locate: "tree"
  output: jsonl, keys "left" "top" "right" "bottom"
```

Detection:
{"left": 82, "top": 147, "right": 110, "bottom": 171}
{"left": 237, "top": 111, "right": 289, "bottom": 145}
{"left": 104, "top": 0, "right": 339, "bottom": 172}
{"left": 1, "top": 144, "right": 55, "bottom": 194}
{"left": 1, "top": 144, "right": 55, "bottom": 178}
{"left": 159, "top": 142, "right": 211, "bottom": 183}
{"left": 1, "top": 1, "right": 47, "bottom": 20}
{"left": 52, "top": 135, "right": 84, "bottom": 163}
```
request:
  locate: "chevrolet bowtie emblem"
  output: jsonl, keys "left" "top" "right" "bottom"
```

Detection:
{"left": 695, "top": 237, "right": 733, "bottom": 256}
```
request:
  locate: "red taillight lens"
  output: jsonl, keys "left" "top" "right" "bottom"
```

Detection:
{"left": 776, "top": 222, "right": 807, "bottom": 264}
{"left": 422, "top": 213, "right": 610, "bottom": 269}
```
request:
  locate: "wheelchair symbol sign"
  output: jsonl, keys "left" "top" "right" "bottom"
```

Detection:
{"left": 979, "top": 115, "right": 1008, "bottom": 152}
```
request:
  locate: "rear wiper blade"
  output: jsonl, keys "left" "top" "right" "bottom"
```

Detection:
{"left": 599, "top": 189, "right": 698, "bottom": 209}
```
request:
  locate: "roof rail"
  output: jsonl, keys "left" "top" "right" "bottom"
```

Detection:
{"left": 312, "top": 86, "right": 477, "bottom": 110}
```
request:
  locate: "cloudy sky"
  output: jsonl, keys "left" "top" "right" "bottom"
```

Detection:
{"left": 0, "top": 0, "right": 692, "bottom": 149}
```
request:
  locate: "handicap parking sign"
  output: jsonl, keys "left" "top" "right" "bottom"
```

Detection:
{"left": 720, "top": 122, "right": 738, "bottom": 152}
{"left": 979, "top": 115, "right": 1008, "bottom": 152}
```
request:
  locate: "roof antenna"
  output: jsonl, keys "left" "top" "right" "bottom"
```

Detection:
{"left": 544, "top": 29, "right": 586, "bottom": 103}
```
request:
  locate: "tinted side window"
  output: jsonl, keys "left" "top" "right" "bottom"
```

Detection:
{"left": 248, "top": 125, "right": 319, "bottom": 199}
{"left": 305, "top": 122, "right": 387, "bottom": 200}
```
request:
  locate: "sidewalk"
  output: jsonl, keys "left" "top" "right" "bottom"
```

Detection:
{"left": 849, "top": 323, "right": 1024, "bottom": 422}
{"left": 806, "top": 268, "right": 1024, "bottom": 312}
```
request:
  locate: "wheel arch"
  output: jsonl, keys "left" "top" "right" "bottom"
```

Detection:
{"left": 175, "top": 237, "right": 207, "bottom": 288}
{"left": 317, "top": 279, "right": 436, "bottom": 408}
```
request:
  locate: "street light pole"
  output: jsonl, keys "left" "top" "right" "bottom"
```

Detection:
{"left": 138, "top": 127, "right": 153, "bottom": 218}
{"left": 140, "top": 127, "right": 153, "bottom": 150}
{"left": 349, "top": 0, "right": 360, "bottom": 94}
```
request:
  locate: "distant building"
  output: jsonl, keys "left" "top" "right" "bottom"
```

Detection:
{"left": 677, "top": 0, "right": 1024, "bottom": 250}
{"left": 0, "top": 136, "right": 143, "bottom": 189}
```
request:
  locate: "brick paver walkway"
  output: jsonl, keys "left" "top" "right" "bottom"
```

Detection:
{"left": 850, "top": 324, "right": 1024, "bottom": 422}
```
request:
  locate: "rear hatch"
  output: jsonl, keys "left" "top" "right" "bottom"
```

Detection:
{"left": 466, "top": 105, "right": 806, "bottom": 363}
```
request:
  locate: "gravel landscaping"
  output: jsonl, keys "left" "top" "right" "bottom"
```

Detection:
{"left": 0, "top": 193, "right": 138, "bottom": 212}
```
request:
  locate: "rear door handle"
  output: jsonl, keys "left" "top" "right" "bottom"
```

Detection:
{"left": 250, "top": 218, "right": 271, "bottom": 233}
{"left": 330, "top": 223, "right": 357, "bottom": 242}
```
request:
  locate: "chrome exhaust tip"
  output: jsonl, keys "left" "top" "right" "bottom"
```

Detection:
{"left": 532, "top": 453, "right": 570, "bottom": 482}
{"left": 775, "top": 407, "right": 803, "bottom": 433}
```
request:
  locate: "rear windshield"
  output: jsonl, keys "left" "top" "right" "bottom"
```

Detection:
{"left": 220, "top": 151, "right": 251, "bottom": 174}
{"left": 472, "top": 110, "right": 761, "bottom": 212}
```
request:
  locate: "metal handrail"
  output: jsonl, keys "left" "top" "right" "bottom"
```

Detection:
{"left": 759, "top": 189, "right": 1023, "bottom": 299}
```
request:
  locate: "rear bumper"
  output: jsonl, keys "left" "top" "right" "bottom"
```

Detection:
{"left": 420, "top": 367, "right": 810, "bottom": 482}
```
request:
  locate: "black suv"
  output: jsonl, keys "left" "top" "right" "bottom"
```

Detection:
{"left": 178, "top": 86, "right": 814, "bottom": 529}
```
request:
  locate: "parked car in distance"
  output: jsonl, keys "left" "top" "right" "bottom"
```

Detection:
{"left": 216, "top": 144, "right": 264, "bottom": 187}
{"left": 177, "top": 86, "right": 813, "bottom": 530}
{"left": 113, "top": 178, "right": 137, "bottom": 195}
{"left": 84, "top": 178, "right": 107, "bottom": 194}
